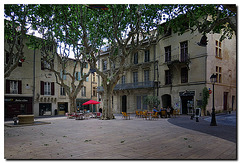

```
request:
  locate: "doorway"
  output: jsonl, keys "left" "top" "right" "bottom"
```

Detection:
{"left": 181, "top": 96, "right": 194, "bottom": 114}
{"left": 223, "top": 92, "right": 228, "bottom": 111}
{"left": 122, "top": 95, "right": 127, "bottom": 112}
{"left": 39, "top": 103, "right": 52, "bottom": 116}
{"left": 162, "top": 94, "right": 171, "bottom": 108}
{"left": 58, "top": 102, "right": 68, "bottom": 115}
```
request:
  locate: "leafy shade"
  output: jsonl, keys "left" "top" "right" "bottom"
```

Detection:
{"left": 143, "top": 96, "right": 160, "bottom": 110}
{"left": 202, "top": 87, "right": 210, "bottom": 115}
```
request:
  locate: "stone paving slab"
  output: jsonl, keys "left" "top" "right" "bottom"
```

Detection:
{"left": 4, "top": 121, "right": 51, "bottom": 127}
{"left": 4, "top": 115, "right": 236, "bottom": 160}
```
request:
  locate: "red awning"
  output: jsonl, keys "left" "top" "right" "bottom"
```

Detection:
{"left": 82, "top": 100, "right": 101, "bottom": 105}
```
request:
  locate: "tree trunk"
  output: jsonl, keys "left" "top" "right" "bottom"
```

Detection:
{"left": 101, "top": 85, "right": 115, "bottom": 120}
{"left": 69, "top": 95, "right": 77, "bottom": 113}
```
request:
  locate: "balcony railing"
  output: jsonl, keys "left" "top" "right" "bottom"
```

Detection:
{"left": 167, "top": 53, "right": 190, "bottom": 65}
{"left": 97, "top": 81, "right": 155, "bottom": 92}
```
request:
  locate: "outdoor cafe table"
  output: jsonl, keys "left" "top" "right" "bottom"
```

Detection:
{"left": 147, "top": 112, "right": 153, "bottom": 120}
{"left": 141, "top": 112, "right": 153, "bottom": 120}
{"left": 75, "top": 113, "right": 84, "bottom": 120}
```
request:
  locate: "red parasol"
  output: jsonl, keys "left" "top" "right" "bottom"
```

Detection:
{"left": 82, "top": 100, "right": 101, "bottom": 105}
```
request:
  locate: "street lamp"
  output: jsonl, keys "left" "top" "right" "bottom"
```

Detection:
{"left": 210, "top": 74, "right": 217, "bottom": 126}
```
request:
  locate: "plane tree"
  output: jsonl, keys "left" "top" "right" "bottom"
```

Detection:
{"left": 161, "top": 4, "right": 236, "bottom": 40}
{"left": 83, "top": 4, "right": 236, "bottom": 119}
{"left": 4, "top": 4, "right": 35, "bottom": 78}
{"left": 5, "top": 4, "right": 236, "bottom": 119}
{"left": 27, "top": 5, "right": 92, "bottom": 113}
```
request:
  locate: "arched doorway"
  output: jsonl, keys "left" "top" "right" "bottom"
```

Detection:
{"left": 161, "top": 94, "right": 171, "bottom": 108}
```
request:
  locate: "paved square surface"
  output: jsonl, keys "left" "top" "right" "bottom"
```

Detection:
{"left": 4, "top": 114, "right": 236, "bottom": 160}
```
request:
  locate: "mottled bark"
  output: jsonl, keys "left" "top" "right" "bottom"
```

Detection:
{"left": 101, "top": 84, "right": 115, "bottom": 120}
{"left": 69, "top": 95, "right": 77, "bottom": 113}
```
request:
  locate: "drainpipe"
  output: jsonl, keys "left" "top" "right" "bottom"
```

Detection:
{"left": 153, "top": 44, "right": 156, "bottom": 97}
{"left": 32, "top": 48, "right": 36, "bottom": 115}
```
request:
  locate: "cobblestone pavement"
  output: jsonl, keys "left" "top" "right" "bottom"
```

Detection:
{"left": 4, "top": 114, "right": 236, "bottom": 160}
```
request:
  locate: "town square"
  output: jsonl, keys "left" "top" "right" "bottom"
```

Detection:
{"left": 4, "top": 4, "right": 237, "bottom": 160}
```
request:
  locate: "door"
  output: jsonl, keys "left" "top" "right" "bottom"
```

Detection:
{"left": 162, "top": 94, "right": 171, "bottom": 108}
{"left": 39, "top": 103, "right": 52, "bottom": 116}
{"left": 181, "top": 96, "right": 193, "bottom": 114}
{"left": 122, "top": 95, "right": 127, "bottom": 112}
{"left": 223, "top": 92, "right": 228, "bottom": 111}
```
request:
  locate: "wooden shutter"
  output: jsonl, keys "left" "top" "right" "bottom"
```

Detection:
{"left": 6, "top": 80, "right": 10, "bottom": 94}
{"left": 18, "top": 80, "right": 22, "bottom": 94}
{"left": 40, "top": 81, "right": 44, "bottom": 95}
{"left": 51, "top": 82, "right": 55, "bottom": 95}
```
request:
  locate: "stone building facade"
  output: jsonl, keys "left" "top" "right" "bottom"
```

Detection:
{"left": 158, "top": 29, "right": 236, "bottom": 114}
{"left": 97, "top": 44, "right": 159, "bottom": 113}
{"left": 97, "top": 29, "right": 236, "bottom": 115}
{"left": 4, "top": 36, "right": 97, "bottom": 118}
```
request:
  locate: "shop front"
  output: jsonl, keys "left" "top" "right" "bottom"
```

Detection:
{"left": 39, "top": 103, "right": 52, "bottom": 116}
{"left": 179, "top": 91, "right": 195, "bottom": 114}
{"left": 5, "top": 96, "right": 33, "bottom": 118}
{"left": 76, "top": 99, "right": 90, "bottom": 112}
{"left": 58, "top": 102, "right": 68, "bottom": 115}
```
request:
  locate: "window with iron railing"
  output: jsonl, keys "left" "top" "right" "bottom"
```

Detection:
{"left": 180, "top": 41, "right": 188, "bottom": 62}
{"left": 133, "top": 72, "right": 138, "bottom": 84}
{"left": 165, "top": 46, "right": 171, "bottom": 62}
{"left": 144, "top": 70, "right": 150, "bottom": 83}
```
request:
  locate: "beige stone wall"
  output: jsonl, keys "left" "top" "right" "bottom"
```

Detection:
{"left": 97, "top": 30, "right": 237, "bottom": 115}
{"left": 5, "top": 37, "right": 35, "bottom": 96}
{"left": 98, "top": 45, "right": 157, "bottom": 114}
{"left": 5, "top": 37, "right": 97, "bottom": 116}
{"left": 157, "top": 29, "right": 236, "bottom": 114}
{"left": 206, "top": 33, "right": 237, "bottom": 112}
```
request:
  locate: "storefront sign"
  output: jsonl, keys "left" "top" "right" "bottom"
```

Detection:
{"left": 5, "top": 97, "right": 31, "bottom": 103}
{"left": 15, "top": 99, "right": 28, "bottom": 102}
{"left": 179, "top": 91, "right": 195, "bottom": 96}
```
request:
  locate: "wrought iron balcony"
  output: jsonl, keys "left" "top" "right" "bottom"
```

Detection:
{"left": 167, "top": 53, "right": 190, "bottom": 67}
{"left": 97, "top": 81, "right": 155, "bottom": 92}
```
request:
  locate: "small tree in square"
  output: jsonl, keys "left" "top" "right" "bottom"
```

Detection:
{"left": 143, "top": 96, "right": 160, "bottom": 111}
{"left": 202, "top": 87, "right": 210, "bottom": 116}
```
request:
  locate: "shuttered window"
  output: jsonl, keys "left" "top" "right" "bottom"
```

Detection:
{"left": 40, "top": 81, "right": 54, "bottom": 95}
{"left": 6, "top": 80, "right": 22, "bottom": 94}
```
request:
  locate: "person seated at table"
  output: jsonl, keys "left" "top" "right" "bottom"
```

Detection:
{"left": 153, "top": 107, "right": 157, "bottom": 113}
{"left": 166, "top": 106, "right": 171, "bottom": 118}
